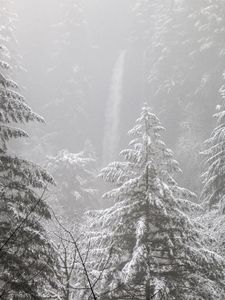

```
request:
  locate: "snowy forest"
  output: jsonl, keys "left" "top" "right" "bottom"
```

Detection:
{"left": 1, "top": 0, "right": 225, "bottom": 299}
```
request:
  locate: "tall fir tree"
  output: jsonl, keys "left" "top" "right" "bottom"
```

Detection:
{"left": 198, "top": 75, "right": 225, "bottom": 278}
{"left": 85, "top": 105, "right": 225, "bottom": 299}
{"left": 0, "top": 2, "right": 58, "bottom": 298}
{"left": 201, "top": 70, "right": 225, "bottom": 211}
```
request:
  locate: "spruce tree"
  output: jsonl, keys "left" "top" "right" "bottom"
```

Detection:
{"left": 86, "top": 105, "right": 225, "bottom": 299}
{"left": 0, "top": 2, "right": 58, "bottom": 298}
{"left": 201, "top": 71, "right": 225, "bottom": 211}
{"left": 198, "top": 74, "right": 225, "bottom": 276}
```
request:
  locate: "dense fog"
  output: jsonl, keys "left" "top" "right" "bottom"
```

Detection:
{"left": 11, "top": 1, "right": 224, "bottom": 194}
{"left": 1, "top": 1, "right": 225, "bottom": 299}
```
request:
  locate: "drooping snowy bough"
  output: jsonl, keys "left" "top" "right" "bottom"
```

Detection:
{"left": 0, "top": 2, "right": 58, "bottom": 298}
{"left": 84, "top": 105, "right": 225, "bottom": 299}
{"left": 201, "top": 72, "right": 225, "bottom": 212}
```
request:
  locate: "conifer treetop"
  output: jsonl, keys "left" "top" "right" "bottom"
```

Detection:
{"left": 101, "top": 104, "right": 196, "bottom": 204}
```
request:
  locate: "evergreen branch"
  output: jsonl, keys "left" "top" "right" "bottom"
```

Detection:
{"left": 91, "top": 248, "right": 112, "bottom": 290}
{"left": 0, "top": 186, "right": 47, "bottom": 255}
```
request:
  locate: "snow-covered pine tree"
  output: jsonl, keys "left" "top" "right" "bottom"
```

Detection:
{"left": 197, "top": 72, "right": 225, "bottom": 275}
{"left": 201, "top": 71, "right": 225, "bottom": 211}
{"left": 101, "top": 103, "right": 197, "bottom": 208}
{"left": 0, "top": 2, "right": 58, "bottom": 298}
{"left": 46, "top": 141, "right": 98, "bottom": 219}
{"left": 85, "top": 104, "right": 225, "bottom": 299}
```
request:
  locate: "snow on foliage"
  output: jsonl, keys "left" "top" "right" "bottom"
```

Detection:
{"left": 0, "top": 2, "right": 58, "bottom": 298}
{"left": 46, "top": 142, "right": 98, "bottom": 218}
{"left": 84, "top": 105, "right": 225, "bottom": 299}
{"left": 201, "top": 73, "right": 225, "bottom": 210}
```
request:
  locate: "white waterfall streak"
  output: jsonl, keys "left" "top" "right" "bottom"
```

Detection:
{"left": 102, "top": 50, "right": 126, "bottom": 166}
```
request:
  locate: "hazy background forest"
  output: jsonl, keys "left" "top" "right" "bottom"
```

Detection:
{"left": 12, "top": 0, "right": 224, "bottom": 195}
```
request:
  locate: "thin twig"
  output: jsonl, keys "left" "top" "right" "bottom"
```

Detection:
{"left": 51, "top": 208, "right": 97, "bottom": 300}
